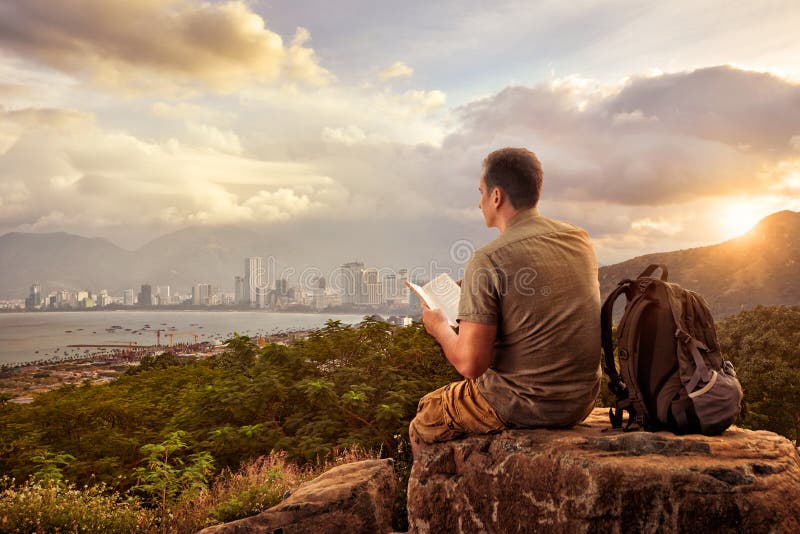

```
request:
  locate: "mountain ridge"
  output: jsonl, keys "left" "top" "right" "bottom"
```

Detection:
{"left": 598, "top": 210, "right": 800, "bottom": 317}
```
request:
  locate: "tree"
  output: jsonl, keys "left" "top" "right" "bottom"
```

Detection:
{"left": 133, "top": 430, "right": 214, "bottom": 531}
{"left": 717, "top": 305, "right": 800, "bottom": 440}
{"left": 30, "top": 451, "right": 76, "bottom": 486}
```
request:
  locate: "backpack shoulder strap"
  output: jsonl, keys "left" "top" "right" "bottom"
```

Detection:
{"left": 601, "top": 280, "right": 630, "bottom": 396}
{"left": 601, "top": 279, "right": 638, "bottom": 429}
{"left": 637, "top": 264, "right": 669, "bottom": 281}
{"left": 663, "top": 284, "right": 713, "bottom": 392}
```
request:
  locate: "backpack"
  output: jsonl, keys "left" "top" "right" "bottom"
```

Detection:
{"left": 601, "top": 264, "right": 743, "bottom": 435}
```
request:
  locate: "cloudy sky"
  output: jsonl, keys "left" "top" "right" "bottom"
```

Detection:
{"left": 1, "top": 0, "right": 799, "bottom": 270}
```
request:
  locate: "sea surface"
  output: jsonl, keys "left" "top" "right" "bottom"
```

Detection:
{"left": 0, "top": 310, "right": 365, "bottom": 365}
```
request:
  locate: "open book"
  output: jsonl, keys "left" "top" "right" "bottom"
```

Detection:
{"left": 405, "top": 273, "right": 461, "bottom": 327}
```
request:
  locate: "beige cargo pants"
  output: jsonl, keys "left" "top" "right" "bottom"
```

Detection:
{"left": 409, "top": 379, "right": 506, "bottom": 445}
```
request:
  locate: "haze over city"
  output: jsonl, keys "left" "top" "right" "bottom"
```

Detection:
{"left": 1, "top": 0, "right": 800, "bottom": 270}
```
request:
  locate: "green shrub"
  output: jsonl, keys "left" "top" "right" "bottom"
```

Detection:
{"left": 0, "top": 477, "right": 155, "bottom": 533}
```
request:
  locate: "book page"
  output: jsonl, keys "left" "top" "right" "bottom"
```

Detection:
{"left": 422, "top": 273, "right": 461, "bottom": 327}
{"left": 405, "top": 280, "right": 436, "bottom": 310}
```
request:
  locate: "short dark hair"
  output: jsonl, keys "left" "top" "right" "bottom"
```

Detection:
{"left": 482, "top": 147, "right": 543, "bottom": 209}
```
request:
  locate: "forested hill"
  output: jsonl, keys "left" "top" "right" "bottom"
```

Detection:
{"left": 599, "top": 210, "right": 800, "bottom": 317}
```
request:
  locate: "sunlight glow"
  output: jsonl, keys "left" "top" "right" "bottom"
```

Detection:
{"left": 718, "top": 202, "right": 763, "bottom": 239}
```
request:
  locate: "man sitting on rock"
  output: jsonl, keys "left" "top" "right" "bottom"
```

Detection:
{"left": 410, "top": 147, "right": 601, "bottom": 456}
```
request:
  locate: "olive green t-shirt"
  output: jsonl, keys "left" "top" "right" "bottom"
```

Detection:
{"left": 457, "top": 207, "right": 601, "bottom": 428}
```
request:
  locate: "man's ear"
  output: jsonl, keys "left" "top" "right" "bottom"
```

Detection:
{"left": 491, "top": 186, "right": 503, "bottom": 208}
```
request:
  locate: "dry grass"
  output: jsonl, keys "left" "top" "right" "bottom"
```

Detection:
{"left": 170, "top": 447, "right": 381, "bottom": 533}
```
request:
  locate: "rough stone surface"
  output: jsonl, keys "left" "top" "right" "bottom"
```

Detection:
{"left": 199, "top": 459, "right": 397, "bottom": 534}
{"left": 407, "top": 408, "right": 800, "bottom": 533}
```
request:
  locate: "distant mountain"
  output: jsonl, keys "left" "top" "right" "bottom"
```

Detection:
{"left": 598, "top": 210, "right": 800, "bottom": 317}
{"left": 0, "top": 226, "right": 294, "bottom": 298}
{"left": 0, "top": 232, "right": 135, "bottom": 297}
{"left": 133, "top": 225, "right": 294, "bottom": 292}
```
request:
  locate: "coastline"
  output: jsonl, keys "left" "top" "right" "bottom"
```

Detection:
{"left": 0, "top": 328, "right": 314, "bottom": 403}
{"left": 0, "top": 310, "right": 375, "bottom": 367}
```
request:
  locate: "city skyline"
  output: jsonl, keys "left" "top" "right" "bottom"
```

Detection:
{"left": 11, "top": 255, "right": 421, "bottom": 312}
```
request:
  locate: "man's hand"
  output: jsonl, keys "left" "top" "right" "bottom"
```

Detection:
{"left": 422, "top": 303, "right": 450, "bottom": 338}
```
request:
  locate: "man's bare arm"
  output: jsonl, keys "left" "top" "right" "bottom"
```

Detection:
{"left": 422, "top": 305, "right": 496, "bottom": 379}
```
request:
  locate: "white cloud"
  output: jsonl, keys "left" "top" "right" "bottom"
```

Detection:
{"left": 630, "top": 217, "right": 682, "bottom": 236}
{"left": 379, "top": 61, "right": 414, "bottom": 81}
{"left": 399, "top": 89, "right": 447, "bottom": 113}
{"left": 184, "top": 123, "right": 243, "bottom": 154}
{"left": 151, "top": 101, "right": 232, "bottom": 123}
{"left": 0, "top": 181, "right": 30, "bottom": 219}
{"left": 0, "top": 108, "right": 348, "bottom": 238}
{"left": 446, "top": 66, "right": 800, "bottom": 206}
{"left": 611, "top": 110, "right": 656, "bottom": 125}
{"left": 322, "top": 126, "right": 368, "bottom": 145}
{"left": 0, "top": 0, "right": 332, "bottom": 93}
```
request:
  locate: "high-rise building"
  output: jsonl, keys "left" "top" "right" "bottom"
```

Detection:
{"left": 123, "top": 289, "right": 135, "bottom": 306}
{"left": 323, "top": 289, "right": 342, "bottom": 308}
{"left": 275, "top": 278, "right": 289, "bottom": 296}
{"left": 310, "top": 276, "right": 326, "bottom": 309}
{"left": 383, "top": 274, "right": 398, "bottom": 303}
{"left": 244, "top": 257, "right": 265, "bottom": 308}
{"left": 156, "top": 285, "right": 171, "bottom": 305}
{"left": 340, "top": 261, "right": 365, "bottom": 305}
{"left": 97, "top": 289, "right": 113, "bottom": 307}
{"left": 138, "top": 284, "right": 153, "bottom": 306}
{"left": 364, "top": 268, "right": 381, "bottom": 306}
{"left": 25, "top": 283, "right": 42, "bottom": 310}
{"left": 192, "top": 283, "right": 211, "bottom": 306}
{"left": 398, "top": 268, "right": 410, "bottom": 303}
{"left": 234, "top": 276, "right": 245, "bottom": 304}
{"left": 57, "top": 290, "right": 71, "bottom": 308}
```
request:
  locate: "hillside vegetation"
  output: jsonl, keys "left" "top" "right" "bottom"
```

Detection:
{"left": 1, "top": 308, "right": 798, "bottom": 532}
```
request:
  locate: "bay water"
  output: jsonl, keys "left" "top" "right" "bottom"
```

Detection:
{"left": 0, "top": 310, "right": 365, "bottom": 365}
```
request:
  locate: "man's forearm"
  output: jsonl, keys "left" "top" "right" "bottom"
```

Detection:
{"left": 432, "top": 323, "right": 460, "bottom": 369}
{"left": 432, "top": 324, "right": 487, "bottom": 379}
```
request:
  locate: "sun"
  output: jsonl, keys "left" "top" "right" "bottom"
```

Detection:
{"left": 718, "top": 203, "right": 763, "bottom": 240}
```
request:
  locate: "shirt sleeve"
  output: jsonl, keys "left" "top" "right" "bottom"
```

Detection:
{"left": 457, "top": 250, "right": 500, "bottom": 325}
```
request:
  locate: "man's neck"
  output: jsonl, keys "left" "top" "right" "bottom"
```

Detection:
{"left": 496, "top": 206, "right": 538, "bottom": 233}
{"left": 496, "top": 215, "right": 515, "bottom": 234}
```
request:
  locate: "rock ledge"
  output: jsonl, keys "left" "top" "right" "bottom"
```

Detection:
{"left": 407, "top": 408, "right": 800, "bottom": 533}
{"left": 200, "top": 458, "right": 397, "bottom": 534}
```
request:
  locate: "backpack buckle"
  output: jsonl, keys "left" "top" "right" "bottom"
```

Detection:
{"left": 609, "top": 407, "right": 623, "bottom": 428}
{"left": 674, "top": 328, "right": 692, "bottom": 344}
